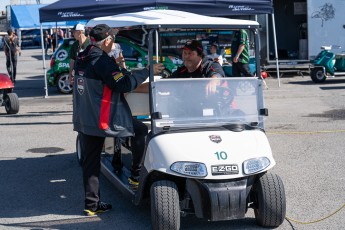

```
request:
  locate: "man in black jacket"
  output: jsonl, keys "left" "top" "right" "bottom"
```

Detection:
{"left": 73, "top": 24, "right": 163, "bottom": 216}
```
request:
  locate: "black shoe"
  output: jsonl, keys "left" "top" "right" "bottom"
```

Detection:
{"left": 128, "top": 167, "right": 140, "bottom": 190}
{"left": 83, "top": 202, "right": 112, "bottom": 216}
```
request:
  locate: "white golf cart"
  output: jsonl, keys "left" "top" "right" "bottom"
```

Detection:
{"left": 77, "top": 10, "right": 286, "bottom": 229}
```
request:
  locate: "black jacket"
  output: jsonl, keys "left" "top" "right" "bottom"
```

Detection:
{"left": 170, "top": 57, "right": 225, "bottom": 78}
{"left": 73, "top": 45, "right": 149, "bottom": 137}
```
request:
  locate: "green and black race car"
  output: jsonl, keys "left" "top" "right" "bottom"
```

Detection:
{"left": 47, "top": 37, "right": 183, "bottom": 94}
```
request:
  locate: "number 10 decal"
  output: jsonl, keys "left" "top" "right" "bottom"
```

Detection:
{"left": 214, "top": 151, "right": 228, "bottom": 160}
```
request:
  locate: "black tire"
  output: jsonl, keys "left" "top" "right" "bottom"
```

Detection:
{"left": 150, "top": 180, "right": 180, "bottom": 230}
{"left": 253, "top": 173, "right": 286, "bottom": 228}
{"left": 76, "top": 133, "right": 83, "bottom": 165}
{"left": 57, "top": 73, "right": 73, "bottom": 94}
{"left": 311, "top": 68, "right": 326, "bottom": 83}
{"left": 4, "top": 93, "right": 19, "bottom": 114}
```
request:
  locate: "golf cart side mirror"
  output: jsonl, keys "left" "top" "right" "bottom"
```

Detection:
{"left": 260, "top": 108, "right": 268, "bottom": 116}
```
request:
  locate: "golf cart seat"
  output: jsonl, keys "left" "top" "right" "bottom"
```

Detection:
{"left": 125, "top": 92, "right": 150, "bottom": 116}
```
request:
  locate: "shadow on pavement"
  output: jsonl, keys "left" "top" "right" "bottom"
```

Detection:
{"left": 0, "top": 153, "right": 265, "bottom": 230}
{"left": 12, "top": 78, "right": 70, "bottom": 98}
{"left": 287, "top": 78, "right": 345, "bottom": 86}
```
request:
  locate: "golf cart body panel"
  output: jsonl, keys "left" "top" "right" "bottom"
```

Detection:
{"left": 145, "top": 130, "right": 275, "bottom": 180}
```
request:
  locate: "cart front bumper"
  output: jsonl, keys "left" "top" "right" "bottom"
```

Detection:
{"left": 186, "top": 177, "right": 253, "bottom": 221}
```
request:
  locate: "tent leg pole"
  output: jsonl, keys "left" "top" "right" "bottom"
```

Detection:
{"left": 271, "top": 13, "right": 280, "bottom": 87}
{"left": 40, "top": 23, "right": 49, "bottom": 98}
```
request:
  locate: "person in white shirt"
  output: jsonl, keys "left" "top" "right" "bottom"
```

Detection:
{"left": 108, "top": 42, "right": 126, "bottom": 69}
{"left": 207, "top": 44, "right": 223, "bottom": 66}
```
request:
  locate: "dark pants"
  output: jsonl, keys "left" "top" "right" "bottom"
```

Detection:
{"left": 79, "top": 132, "right": 105, "bottom": 210}
{"left": 80, "top": 119, "right": 148, "bottom": 210}
{"left": 131, "top": 118, "right": 148, "bottom": 173}
{"left": 232, "top": 62, "right": 253, "bottom": 77}
{"left": 6, "top": 56, "right": 17, "bottom": 81}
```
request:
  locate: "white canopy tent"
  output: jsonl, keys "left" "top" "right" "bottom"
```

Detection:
{"left": 87, "top": 9, "right": 262, "bottom": 82}
{"left": 86, "top": 10, "right": 260, "bottom": 27}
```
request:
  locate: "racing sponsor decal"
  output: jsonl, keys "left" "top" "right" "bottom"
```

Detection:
{"left": 55, "top": 49, "right": 68, "bottom": 61}
{"left": 58, "top": 62, "right": 70, "bottom": 68}
{"left": 77, "top": 78, "right": 85, "bottom": 95}
{"left": 57, "top": 11, "right": 84, "bottom": 18}
{"left": 209, "top": 135, "right": 222, "bottom": 143}
{"left": 113, "top": 72, "right": 124, "bottom": 81}
{"left": 228, "top": 5, "right": 255, "bottom": 12}
{"left": 211, "top": 164, "right": 239, "bottom": 175}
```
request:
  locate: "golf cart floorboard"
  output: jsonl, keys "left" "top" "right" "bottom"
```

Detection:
{"left": 101, "top": 153, "right": 135, "bottom": 198}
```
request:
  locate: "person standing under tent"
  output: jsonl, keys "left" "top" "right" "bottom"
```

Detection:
{"left": 231, "top": 29, "right": 253, "bottom": 77}
{"left": 108, "top": 42, "right": 126, "bottom": 69}
{"left": 207, "top": 43, "right": 223, "bottom": 66}
{"left": 68, "top": 24, "right": 91, "bottom": 84}
{"left": 3, "top": 29, "right": 21, "bottom": 83}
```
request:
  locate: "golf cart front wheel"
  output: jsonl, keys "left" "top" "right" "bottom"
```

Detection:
{"left": 253, "top": 173, "right": 286, "bottom": 228}
{"left": 4, "top": 93, "right": 19, "bottom": 114}
{"left": 150, "top": 180, "right": 180, "bottom": 230}
{"left": 311, "top": 68, "right": 326, "bottom": 83}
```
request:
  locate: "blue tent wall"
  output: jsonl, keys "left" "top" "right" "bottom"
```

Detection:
{"left": 11, "top": 4, "right": 86, "bottom": 30}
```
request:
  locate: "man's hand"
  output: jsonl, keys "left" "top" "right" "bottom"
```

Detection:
{"left": 115, "top": 56, "right": 125, "bottom": 65}
{"left": 68, "top": 74, "right": 74, "bottom": 85}
{"left": 205, "top": 78, "right": 220, "bottom": 96}
{"left": 149, "top": 63, "right": 165, "bottom": 75}
{"left": 232, "top": 56, "right": 239, "bottom": 63}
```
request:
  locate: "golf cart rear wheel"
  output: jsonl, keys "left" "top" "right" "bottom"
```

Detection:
{"left": 57, "top": 73, "right": 73, "bottom": 94}
{"left": 150, "top": 180, "right": 180, "bottom": 230}
{"left": 311, "top": 68, "right": 326, "bottom": 83}
{"left": 76, "top": 133, "right": 83, "bottom": 165}
{"left": 253, "top": 173, "right": 286, "bottom": 228}
{"left": 4, "top": 93, "right": 19, "bottom": 114}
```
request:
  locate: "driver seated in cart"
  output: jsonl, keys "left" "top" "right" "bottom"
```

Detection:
{"left": 135, "top": 39, "right": 225, "bottom": 94}
{"left": 127, "top": 38, "right": 227, "bottom": 173}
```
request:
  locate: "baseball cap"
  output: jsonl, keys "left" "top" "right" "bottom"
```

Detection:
{"left": 89, "top": 24, "right": 117, "bottom": 42}
{"left": 72, "top": 23, "right": 85, "bottom": 31}
{"left": 183, "top": 40, "right": 203, "bottom": 55}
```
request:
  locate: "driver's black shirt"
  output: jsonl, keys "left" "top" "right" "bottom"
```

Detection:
{"left": 170, "top": 57, "right": 225, "bottom": 78}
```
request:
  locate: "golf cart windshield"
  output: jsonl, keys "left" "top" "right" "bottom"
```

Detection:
{"left": 151, "top": 77, "right": 266, "bottom": 133}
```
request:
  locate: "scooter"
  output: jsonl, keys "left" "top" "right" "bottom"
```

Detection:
{"left": 310, "top": 45, "right": 345, "bottom": 83}
{"left": 76, "top": 10, "right": 286, "bottom": 230}
{"left": 0, "top": 73, "right": 19, "bottom": 114}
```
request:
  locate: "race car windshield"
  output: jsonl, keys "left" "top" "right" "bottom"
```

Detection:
{"left": 152, "top": 78, "right": 266, "bottom": 133}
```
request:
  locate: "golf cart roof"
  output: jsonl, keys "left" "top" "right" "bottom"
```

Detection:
{"left": 86, "top": 9, "right": 260, "bottom": 29}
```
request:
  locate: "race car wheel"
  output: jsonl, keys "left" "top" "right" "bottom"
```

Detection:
{"left": 151, "top": 180, "right": 180, "bottom": 230}
{"left": 4, "top": 93, "right": 19, "bottom": 114}
{"left": 57, "top": 73, "right": 73, "bottom": 94}
{"left": 253, "top": 173, "right": 286, "bottom": 228}
{"left": 311, "top": 68, "right": 326, "bottom": 83}
{"left": 76, "top": 133, "right": 83, "bottom": 165}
